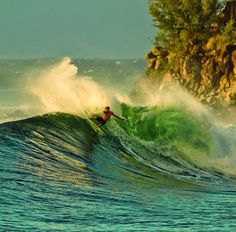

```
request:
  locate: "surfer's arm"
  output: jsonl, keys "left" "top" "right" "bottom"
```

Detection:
{"left": 112, "top": 113, "right": 125, "bottom": 120}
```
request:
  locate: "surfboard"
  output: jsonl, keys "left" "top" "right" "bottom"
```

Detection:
{"left": 87, "top": 119, "right": 105, "bottom": 136}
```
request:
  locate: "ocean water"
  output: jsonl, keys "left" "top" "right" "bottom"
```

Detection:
{"left": 0, "top": 58, "right": 236, "bottom": 231}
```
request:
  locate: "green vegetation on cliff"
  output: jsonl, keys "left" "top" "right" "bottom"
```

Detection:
{"left": 149, "top": 0, "right": 223, "bottom": 54}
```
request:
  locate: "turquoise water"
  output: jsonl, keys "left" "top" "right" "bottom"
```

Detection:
{"left": 0, "top": 59, "right": 236, "bottom": 231}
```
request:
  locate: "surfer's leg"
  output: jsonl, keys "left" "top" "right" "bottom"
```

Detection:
{"left": 93, "top": 116, "right": 105, "bottom": 127}
{"left": 97, "top": 120, "right": 106, "bottom": 128}
{"left": 95, "top": 117, "right": 103, "bottom": 123}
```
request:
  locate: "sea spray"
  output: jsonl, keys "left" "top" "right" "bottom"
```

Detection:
{"left": 29, "top": 57, "right": 111, "bottom": 116}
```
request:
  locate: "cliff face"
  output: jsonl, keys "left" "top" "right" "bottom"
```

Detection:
{"left": 146, "top": 3, "right": 236, "bottom": 108}
{"left": 146, "top": 31, "right": 236, "bottom": 108}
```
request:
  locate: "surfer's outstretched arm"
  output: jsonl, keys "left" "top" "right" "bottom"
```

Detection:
{"left": 112, "top": 113, "right": 125, "bottom": 120}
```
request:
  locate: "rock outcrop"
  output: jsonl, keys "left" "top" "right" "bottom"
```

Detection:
{"left": 146, "top": 26, "right": 236, "bottom": 108}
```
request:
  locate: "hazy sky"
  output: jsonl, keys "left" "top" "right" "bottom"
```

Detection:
{"left": 0, "top": 0, "right": 155, "bottom": 59}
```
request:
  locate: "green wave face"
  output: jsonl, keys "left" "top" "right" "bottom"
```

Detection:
{"left": 120, "top": 104, "right": 213, "bottom": 158}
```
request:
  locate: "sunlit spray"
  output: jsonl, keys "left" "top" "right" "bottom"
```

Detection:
{"left": 29, "top": 57, "right": 112, "bottom": 117}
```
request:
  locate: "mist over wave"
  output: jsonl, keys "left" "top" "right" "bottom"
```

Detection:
{"left": 29, "top": 57, "right": 111, "bottom": 115}
{"left": 0, "top": 57, "right": 144, "bottom": 121}
{"left": 25, "top": 57, "right": 208, "bottom": 117}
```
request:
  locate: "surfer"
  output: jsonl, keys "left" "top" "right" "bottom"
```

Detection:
{"left": 92, "top": 106, "right": 125, "bottom": 128}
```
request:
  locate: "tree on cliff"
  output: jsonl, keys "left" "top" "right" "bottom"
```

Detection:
{"left": 148, "top": 0, "right": 224, "bottom": 53}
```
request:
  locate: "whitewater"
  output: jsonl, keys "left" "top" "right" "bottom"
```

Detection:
{"left": 1, "top": 57, "right": 236, "bottom": 231}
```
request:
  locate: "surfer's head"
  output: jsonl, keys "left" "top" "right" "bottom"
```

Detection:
{"left": 105, "top": 106, "right": 110, "bottom": 112}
